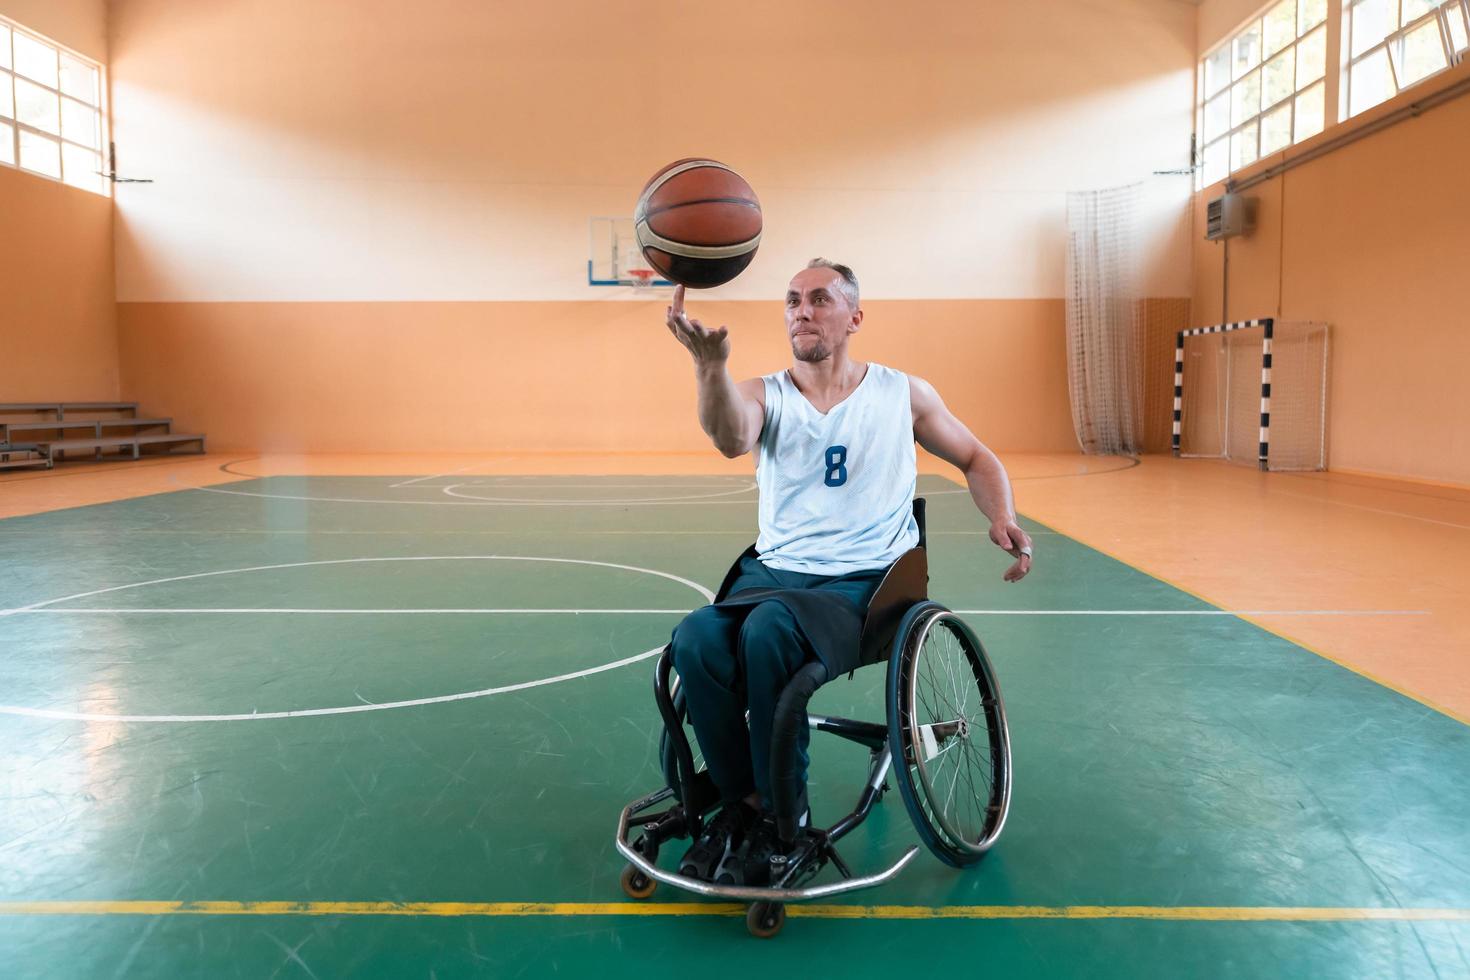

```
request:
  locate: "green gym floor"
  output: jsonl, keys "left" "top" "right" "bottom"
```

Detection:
{"left": 2, "top": 470, "right": 1468, "bottom": 977}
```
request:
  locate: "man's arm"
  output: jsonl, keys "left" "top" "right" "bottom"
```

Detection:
{"left": 909, "top": 375, "right": 1033, "bottom": 583}
{"left": 666, "top": 285, "right": 765, "bottom": 458}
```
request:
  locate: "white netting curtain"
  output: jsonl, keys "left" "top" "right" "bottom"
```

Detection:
{"left": 1065, "top": 184, "right": 1144, "bottom": 455}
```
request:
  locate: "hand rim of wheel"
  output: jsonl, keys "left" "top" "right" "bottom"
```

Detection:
{"left": 903, "top": 605, "right": 1013, "bottom": 857}
{"left": 660, "top": 673, "right": 708, "bottom": 791}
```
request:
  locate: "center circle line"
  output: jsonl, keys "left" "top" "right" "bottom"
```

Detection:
{"left": 0, "top": 556, "right": 712, "bottom": 724}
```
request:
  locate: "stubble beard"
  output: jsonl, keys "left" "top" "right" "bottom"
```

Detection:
{"left": 792, "top": 338, "right": 832, "bottom": 362}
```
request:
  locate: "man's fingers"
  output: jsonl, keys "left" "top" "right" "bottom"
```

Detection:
{"left": 665, "top": 311, "right": 698, "bottom": 353}
{"left": 667, "top": 309, "right": 697, "bottom": 337}
{"left": 998, "top": 524, "right": 1032, "bottom": 558}
{"left": 663, "top": 287, "right": 729, "bottom": 357}
{"left": 1003, "top": 554, "right": 1032, "bottom": 583}
{"left": 663, "top": 306, "right": 729, "bottom": 359}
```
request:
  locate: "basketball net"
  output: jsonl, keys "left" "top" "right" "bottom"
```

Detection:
{"left": 628, "top": 268, "right": 658, "bottom": 295}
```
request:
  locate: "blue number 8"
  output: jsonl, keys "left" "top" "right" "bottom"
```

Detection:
{"left": 824, "top": 445, "right": 848, "bottom": 487}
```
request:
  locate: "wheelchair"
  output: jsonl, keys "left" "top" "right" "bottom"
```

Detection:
{"left": 614, "top": 498, "right": 1014, "bottom": 937}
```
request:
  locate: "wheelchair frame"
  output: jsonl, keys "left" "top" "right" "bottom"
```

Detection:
{"left": 613, "top": 499, "right": 1012, "bottom": 935}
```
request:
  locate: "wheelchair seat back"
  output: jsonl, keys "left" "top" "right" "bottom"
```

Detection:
{"left": 711, "top": 499, "right": 929, "bottom": 671}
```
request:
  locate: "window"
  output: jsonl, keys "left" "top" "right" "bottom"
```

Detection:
{"left": 1343, "top": 0, "right": 1469, "bottom": 117}
{"left": 1198, "top": 0, "right": 1331, "bottom": 188}
{"left": 0, "top": 17, "right": 107, "bottom": 195}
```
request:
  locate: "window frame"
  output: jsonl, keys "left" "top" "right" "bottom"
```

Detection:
{"left": 0, "top": 15, "right": 109, "bottom": 196}
{"left": 1197, "top": 0, "right": 1332, "bottom": 190}
{"left": 1341, "top": 0, "right": 1469, "bottom": 118}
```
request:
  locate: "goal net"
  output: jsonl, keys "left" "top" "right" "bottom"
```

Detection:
{"left": 1064, "top": 184, "right": 1145, "bottom": 455}
{"left": 1173, "top": 319, "right": 1329, "bottom": 471}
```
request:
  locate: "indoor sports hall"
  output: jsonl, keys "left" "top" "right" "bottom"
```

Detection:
{"left": 2, "top": 1, "right": 1467, "bottom": 976}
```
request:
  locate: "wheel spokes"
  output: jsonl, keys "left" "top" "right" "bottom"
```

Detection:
{"left": 907, "top": 614, "right": 1006, "bottom": 851}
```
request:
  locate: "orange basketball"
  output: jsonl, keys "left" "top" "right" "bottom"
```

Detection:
{"left": 634, "top": 159, "right": 762, "bottom": 289}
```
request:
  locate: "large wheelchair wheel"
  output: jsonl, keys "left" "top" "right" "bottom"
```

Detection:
{"left": 658, "top": 672, "right": 706, "bottom": 792}
{"left": 885, "top": 601, "right": 1012, "bottom": 867}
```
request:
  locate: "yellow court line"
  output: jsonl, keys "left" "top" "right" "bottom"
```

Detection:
{"left": 2, "top": 902, "right": 1469, "bottom": 922}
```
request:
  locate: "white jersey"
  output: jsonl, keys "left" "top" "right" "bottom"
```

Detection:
{"left": 755, "top": 363, "right": 919, "bottom": 575}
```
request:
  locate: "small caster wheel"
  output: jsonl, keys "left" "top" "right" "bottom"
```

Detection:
{"left": 620, "top": 864, "right": 657, "bottom": 900}
{"left": 746, "top": 901, "right": 785, "bottom": 938}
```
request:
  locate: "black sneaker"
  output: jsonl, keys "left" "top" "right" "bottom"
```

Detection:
{"left": 677, "top": 801, "right": 758, "bottom": 881}
{"left": 714, "top": 812, "right": 783, "bottom": 887}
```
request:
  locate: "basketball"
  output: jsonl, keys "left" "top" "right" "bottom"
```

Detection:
{"left": 634, "top": 159, "right": 762, "bottom": 289}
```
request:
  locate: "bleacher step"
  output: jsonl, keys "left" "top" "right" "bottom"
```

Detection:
{"left": 0, "top": 402, "right": 139, "bottom": 417}
{"left": 3, "top": 417, "right": 171, "bottom": 433}
{"left": 1, "top": 418, "right": 172, "bottom": 450}
{"left": 0, "top": 451, "right": 51, "bottom": 471}
{"left": 46, "top": 433, "right": 206, "bottom": 460}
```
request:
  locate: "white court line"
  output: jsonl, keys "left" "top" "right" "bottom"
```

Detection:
{"left": 454, "top": 481, "right": 753, "bottom": 489}
{"left": 0, "top": 531, "right": 1064, "bottom": 540}
{"left": 12, "top": 608, "right": 694, "bottom": 615}
{"left": 951, "top": 609, "right": 1429, "bottom": 616}
{"left": 0, "top": 556, "right": 714, "bottom": 619}
{"left": 388, "top": 458, "right": 517, "bottom": 489}
{"left": 441, "top": 482, "right": 757, "bottom": 505}
{"left": 0, "top": 645, "right": 669, "bottom": 723}
{"left": 191, "top": 485, "right": 758, "bottom": 507}
{"left": 1271, "top": 489, "right": 1470, "bottom": 531}
{"left": 0, "top": 556, "right": 713, "bottom": 724}
{"left": 8, "top": 607, "right": 1426, "bottom": 617}
{"left": 193, "top": 481, "right": 995, "bottom": 509}
{"left": 926, "top": 530, "right": 1063, "bottom": 537}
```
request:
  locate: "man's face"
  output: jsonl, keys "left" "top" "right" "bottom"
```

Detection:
{"left": 784, "top": 268, "right": 861, "bottom": 363}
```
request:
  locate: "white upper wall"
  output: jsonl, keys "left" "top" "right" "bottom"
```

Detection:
{"left": 109, "top": 0, "right": 1197, "bottom": 302}
{"left": 1198, "top": 0, "right": 1275, "bottom": 52}
{"left": 0, "top": 0, "right": 106, "bottom": 61}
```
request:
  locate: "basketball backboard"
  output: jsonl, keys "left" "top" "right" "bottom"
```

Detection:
{"left": 588, "top": 216, "right": 672, "bottom": 289}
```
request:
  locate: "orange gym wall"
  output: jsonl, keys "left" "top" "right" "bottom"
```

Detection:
{"left": 0, "top": 0, "right": 116, "bottom": 402}
{"left": 1193, "top": 1, "right": 1470, "bottom": 485}
{"left": 102, "top": 0, "right": 1195, "bottom": 454}
{"left": 115, "top": 299, "right": 1075, "bottom": 453}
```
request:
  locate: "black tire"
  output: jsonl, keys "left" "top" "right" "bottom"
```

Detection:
{"left": 659, "top": 675, "right": 707, "bottom": 792}
{"left": 746, "top": 901, "right": 785, "bottom": 938}
{"left": 885, "top": 601, "right": 1012, "bottom": 868}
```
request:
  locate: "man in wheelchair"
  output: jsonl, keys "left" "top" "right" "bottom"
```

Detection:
{"left": 661, "top": 258, "right": 1033, "bottom": 887}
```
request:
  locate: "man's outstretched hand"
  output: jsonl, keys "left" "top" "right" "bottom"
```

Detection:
{"left": 990, "top": 518, "right": 1033, "bottom": 583}
{"left": 666, "top": 285, "right": 731, "bottom": 366}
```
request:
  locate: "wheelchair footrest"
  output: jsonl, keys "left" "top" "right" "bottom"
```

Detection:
{"left": 616, "top": 793, "right": 921, "bottom": 903}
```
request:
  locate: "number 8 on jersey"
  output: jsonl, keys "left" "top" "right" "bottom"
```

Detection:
{"left": 824, "top": 445, "right": 848, "bottom": 487}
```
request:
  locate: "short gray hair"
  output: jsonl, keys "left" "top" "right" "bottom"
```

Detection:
{"left": 806, "top": 258, "right": 860, "bottom": 309}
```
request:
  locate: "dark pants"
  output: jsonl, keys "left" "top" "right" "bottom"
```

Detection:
{"left": 670, "top": 554, "right": 885, "bottom": 806}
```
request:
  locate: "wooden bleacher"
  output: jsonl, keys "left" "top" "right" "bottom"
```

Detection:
{"left": 0, "top": 402, "right": 206, "bottom": 470}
